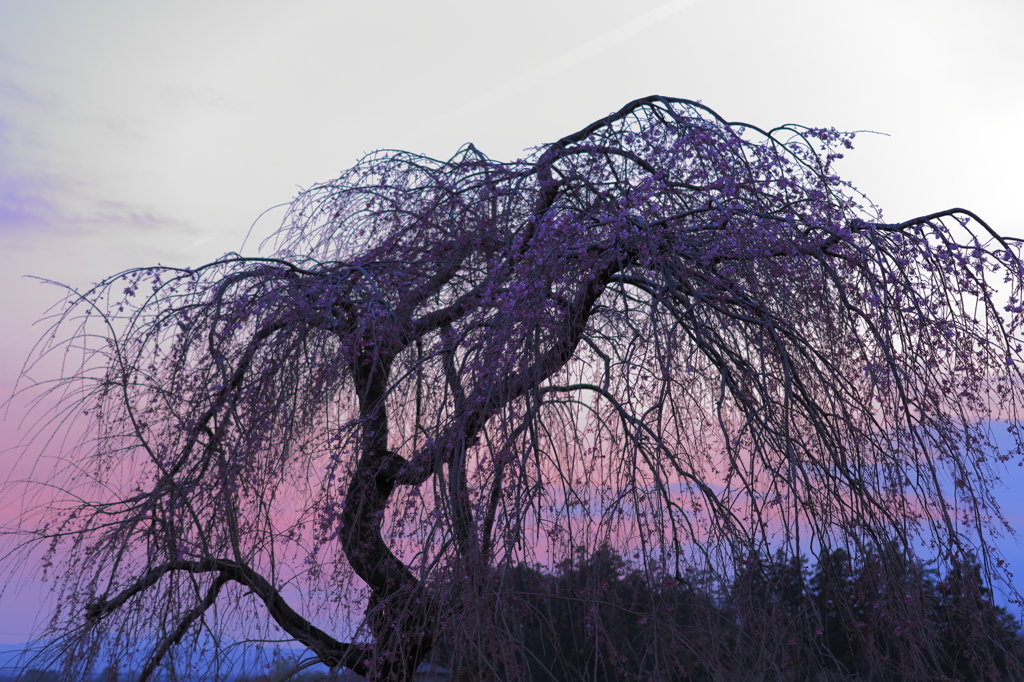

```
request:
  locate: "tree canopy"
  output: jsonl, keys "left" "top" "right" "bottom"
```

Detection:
{"left": 9, "top": 95, "right": 1024, "bottom": 681}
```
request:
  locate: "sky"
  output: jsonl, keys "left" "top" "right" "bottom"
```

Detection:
{"left": 1, "top": 0, "right": 1023, "bottom": 643}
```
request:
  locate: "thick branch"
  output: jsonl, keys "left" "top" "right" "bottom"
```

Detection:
{"left": 396, "top": 249, "right": 633, "bottom": 488}
{"left": 137, "top": 575, "right": 226, "bottom": 682}
{"left": 339, "top": 449, "right": 418, "bottom": 594}
{"left": 85, "top": 559, "right": 370, "bottom": 675}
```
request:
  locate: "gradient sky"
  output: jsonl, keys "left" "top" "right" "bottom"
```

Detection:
{"left": 1, "top": 0, "right": 1023, "bottom": 643}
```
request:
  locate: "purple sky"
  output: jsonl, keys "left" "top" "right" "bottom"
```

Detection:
{"left": 1, "top": 0, "right": 1023, "bottom": 643}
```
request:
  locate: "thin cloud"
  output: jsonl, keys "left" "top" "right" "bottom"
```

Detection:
{"left": 0, "top": 172, "right": 184, "bottom": 240}
{"left": 470, "top": 0, "right": 705, "bottom": 108}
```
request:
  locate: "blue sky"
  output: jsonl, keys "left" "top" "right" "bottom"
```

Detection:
{"left": 1, "top": 0, "right": 1023, "bottom": 643}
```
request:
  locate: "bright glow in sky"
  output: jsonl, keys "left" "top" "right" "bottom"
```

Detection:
{"left": 1, "top": 0, "right": 1023, "bottom": 643}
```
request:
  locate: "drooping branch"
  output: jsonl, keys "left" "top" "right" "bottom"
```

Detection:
{"left": 394, "top": 247, "right": 638, "bottom": 490}
{"left": 86, "top": 559, "right": 370, "bottom": 675}
{"left": 136, "top": 576, "right": 226, "bottom": 682}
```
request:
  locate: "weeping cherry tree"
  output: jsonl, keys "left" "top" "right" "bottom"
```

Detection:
{"left": 10, "top": 96, "right": 1024, "bottom": 681}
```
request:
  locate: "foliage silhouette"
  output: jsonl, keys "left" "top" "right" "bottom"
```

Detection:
{"left": 9, "top": 95, "right": 1024, "bottom": 681}
{"left": 429, "top": 544, "right": 1023, "bottom": 681}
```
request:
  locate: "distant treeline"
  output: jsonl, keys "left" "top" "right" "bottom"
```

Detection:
{"left": 430, "top": 544, "right": 1024, "bottom": 682}
{"left": 0, "top": 662, "right": 335, "bottom": 682}
{"left": 7, "top": 546, "right": 1022, "bottom": 682}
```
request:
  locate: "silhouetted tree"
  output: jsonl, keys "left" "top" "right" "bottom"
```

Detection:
{"left": 929, "top": 555, "right": 1024, "bottom": 681}
{"left": 810, "top": 549, "right": 862, "bottom": 675}
{"left": 434, "top": 545, "right": 1024, "bottom": 681}
{"left": 9, "top": 96, "right": 1024, "bottom": 681}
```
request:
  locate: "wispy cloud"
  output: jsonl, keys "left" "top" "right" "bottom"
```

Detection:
{"left": 0, "top": 121, "right": 181, "bottom": 239}
{"left": 0, "top": 178, "right": 55, "bottom": 230}
{"left": 471, "top": 0, "right": 704, "bottom": 107}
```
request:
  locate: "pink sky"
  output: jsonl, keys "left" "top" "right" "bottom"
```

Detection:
{"left": 2, "top": 0, "right": 1024, "bottom": 644}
